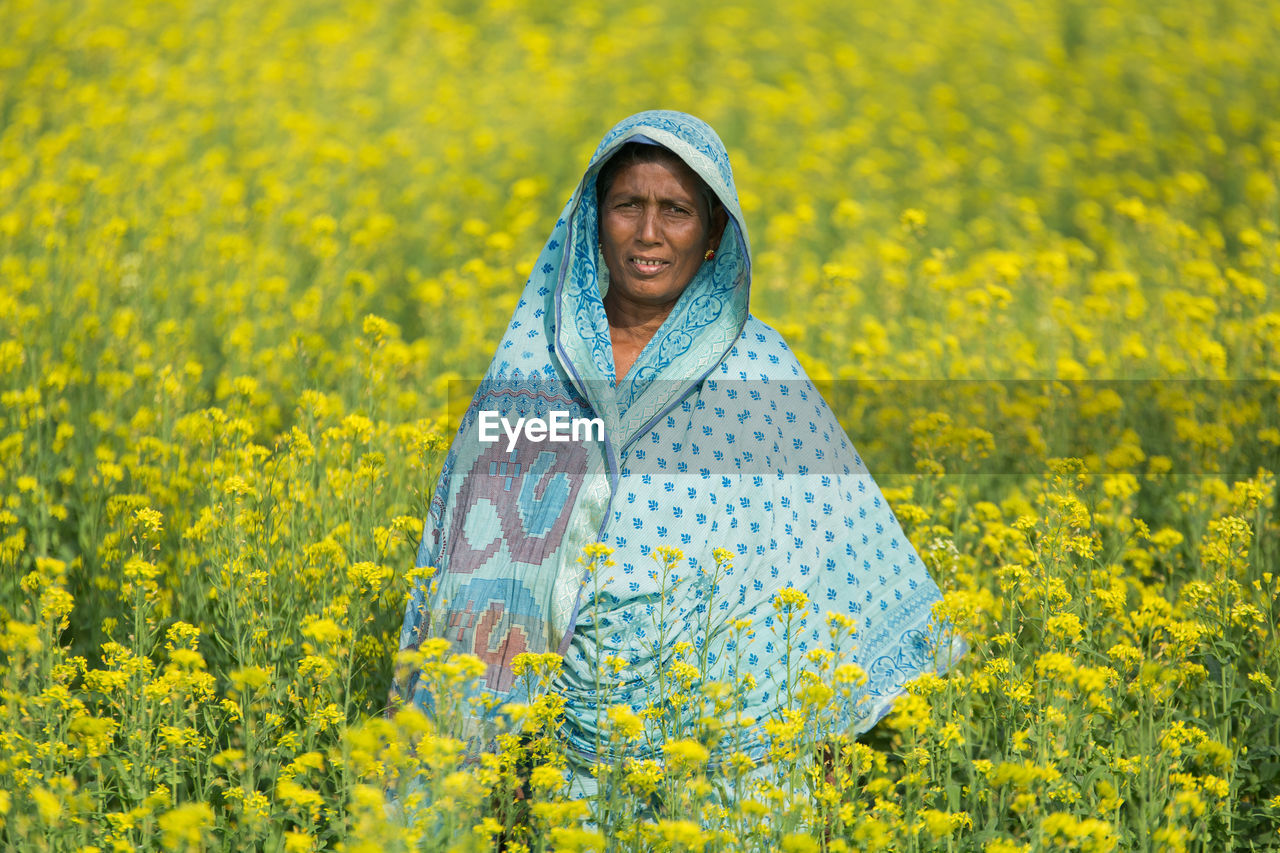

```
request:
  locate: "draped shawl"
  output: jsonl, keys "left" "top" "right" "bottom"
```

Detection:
{"left": 394, "top": 110, "right": 964, "bottom": 768}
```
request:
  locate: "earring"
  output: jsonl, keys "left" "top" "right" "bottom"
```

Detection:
{"left": 704, "top": 248, "right": 716, "bottom": 261}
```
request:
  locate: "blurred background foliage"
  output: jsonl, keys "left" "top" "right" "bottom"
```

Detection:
{"left": 2, "top": 0, "right": 1279, "bottom": 849}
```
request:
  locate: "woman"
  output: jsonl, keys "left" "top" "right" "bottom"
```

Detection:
{"left": 393, "top": 110, "right": 963, "bottom": 785}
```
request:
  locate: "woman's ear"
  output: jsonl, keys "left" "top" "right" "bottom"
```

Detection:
{"left": 709, "top": 205, "right": 729, "bottom": 251}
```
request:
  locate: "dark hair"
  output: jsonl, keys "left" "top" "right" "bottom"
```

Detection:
{"left": 596, "top": 142, "right": 722, "bottom": 221}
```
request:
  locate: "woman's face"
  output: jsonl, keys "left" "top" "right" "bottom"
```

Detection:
{"left": 599, "top": 156, "right": 726, "bottom": 313}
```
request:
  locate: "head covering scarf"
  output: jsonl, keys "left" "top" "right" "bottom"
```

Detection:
{"left": 393, "top": 110, "right": 964, "bottom": 773}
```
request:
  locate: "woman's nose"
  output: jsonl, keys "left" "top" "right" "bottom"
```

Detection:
{"left": 639, "top": 206, "right": 661, "bottom": 244}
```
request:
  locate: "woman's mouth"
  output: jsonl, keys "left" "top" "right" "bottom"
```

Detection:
{"left": 629, "top": 257, "right": 670, "bottom": 274}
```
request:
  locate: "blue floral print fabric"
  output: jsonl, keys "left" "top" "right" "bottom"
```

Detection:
{"left": 392, "top": 110, "right": 964, "bottom": 768}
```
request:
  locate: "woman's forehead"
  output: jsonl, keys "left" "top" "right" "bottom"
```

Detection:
{"left": 604, "top": 159, "right": 703, "bottom": 199}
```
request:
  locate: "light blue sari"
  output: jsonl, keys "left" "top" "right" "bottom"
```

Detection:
{"left": 393, "top": 111, "right": 964, "bottom": 775}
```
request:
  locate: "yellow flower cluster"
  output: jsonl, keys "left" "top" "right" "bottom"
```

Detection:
{"left": 3, "top": 0, "right": 1280, "bottom": 849}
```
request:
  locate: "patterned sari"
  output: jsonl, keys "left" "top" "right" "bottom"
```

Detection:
{"left": 392, "top": 110, "right": 964, "bottom": 772}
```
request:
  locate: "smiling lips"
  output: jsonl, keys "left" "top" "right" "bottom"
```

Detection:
{"left": 629, "top": 256, "right": 670, "bottom": 274}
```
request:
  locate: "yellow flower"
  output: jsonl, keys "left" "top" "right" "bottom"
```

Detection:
{"left": 605, "top": 655, "right": 628, "bottom": 674}
{"left": 623, "top": 759, "right": 663, "bottom": 795}
{"left": 664, "top": 738, "right": 710, "bottom": 772}
{"left": 918, "top": 808, "right": 971, "bottom": 838}
{"left": 607, "top": 705, "right": 643, "bottom": 741}
{"left": 826, "top": 611, "right": 857, "bottom": 635}
{"left": 581, "top": 542, "right": 615, "bottom": 561}
{"left": 347, "top": 561, "right": 392, "bottom": 593}
{"left": 899, "top": 207, "right": 927, "bottom": 235}
{"left": 31, "top": 787, "right": 62, "bottom": 824}
{"left": 984, "top": 840, "right": 1029, "bottom": 853}
{"left": 781, "top": 833, "right": 821, "bottom": 853}
{"left": 157, "top": 802, "right": 214, "bottom": 849}
{"left": 510, "top": 651, "right": 563, "bottom": 679}
{"left": 529, "top": 764, "right": 566, "bottom": 794}
{"left": 277, "top": 779, "right": 323, "bottom": 814}
{"left": 548, "top": 827, "right": 606, "bottom": 852}
{"left": 473, "top": 817, "right": 503, "bottom": 839}
{"left": 229, "top": 666, "right": 271, "bottom": 693}
{"left": 652, "top": 819, "right": 706, "bottom": 849}
{"left": 284, "top": 830, "right": 314, "bottom": 852}
{"left": 771, "top": 587, "right": 809, "bottom": 612}
{"left": 653, "top": 545, "right": 684, "bottom": 566}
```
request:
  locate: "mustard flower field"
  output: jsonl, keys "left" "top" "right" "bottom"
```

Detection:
{"left": 3, "top": 0, "right": 1280, "bottom": 850}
